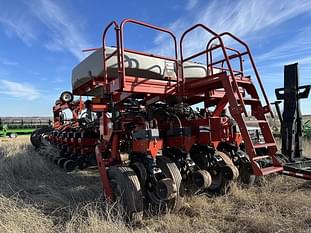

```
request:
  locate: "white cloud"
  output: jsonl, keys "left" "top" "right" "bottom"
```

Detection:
{"left": 185, "top": 0, "right": 198, "bottom": 11}
{"left": 152, "top": 0, "right": 311, "bottom": 56}
{"left": 0, "top": 0, "right": 90, "bottom": 61}
{"left": 0, "top": 80, "right": 40, "bottom": 100}
{"left": 256, "top": 25, "right": 311, "bottom": 68}
{"left": 0, "top": 15, "right": 37, "bottom": 46}
{"left": 0, "top": 58, "right": 18, "bottom": 66}
{"left": 26, "top": 0, "right": 90, "bottom": 61}
{"left": 52, "top": 77, "right": 65, "bottom": 83}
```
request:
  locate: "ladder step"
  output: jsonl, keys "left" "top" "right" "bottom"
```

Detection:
{"left": 252, "top": 155, "right": 271, "bottom": 161}
{"left": 244, "top": 120, "right": 268, "bottom": 124}
{"left": 253, "top": 143, "right": 276, "bottom": 148}
{"left": 261, "top": 166, "right": 283, "bottom": 176}
{"left": 235, "top": 77, "right": 252, "bottom": 85}
{"left": 242, "top": 98, "right": 260, "bottom": 104}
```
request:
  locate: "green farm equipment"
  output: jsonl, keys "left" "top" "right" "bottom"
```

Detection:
{"left": 303, "top": 120, "right": 311, "bottom": 138}
{"left": 0, "top": 117, "right": 51, "bottom": 138}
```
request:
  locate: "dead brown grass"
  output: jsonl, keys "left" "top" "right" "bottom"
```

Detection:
{"left": 0, "top": 136, "right": 311, "bottom": 233}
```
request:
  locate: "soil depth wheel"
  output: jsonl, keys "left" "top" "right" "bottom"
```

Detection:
{"left": 155, "top": 156, "right": 183, "bottom": 213}
{"left": 208, "top": 152, "right": 238, "bottom": 195}
{"left": 108, "top": 166, "right": 143, "bottom": 224}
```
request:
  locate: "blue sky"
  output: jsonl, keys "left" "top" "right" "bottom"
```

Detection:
{"left": 0, "top": 0, "right": 311, "bottom": 116}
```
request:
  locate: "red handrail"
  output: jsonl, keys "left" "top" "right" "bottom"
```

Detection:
{"left": 119, "top": 19, "right": 179, "bottom": 91}
{"left": 102, "top": 21, "right": 120, "bottom": 87}
{"left": 124, "top": 48, "right": 177, "bottom": 62}
{"left": 180, "top": 24, "right": 248, "bottom": 116}
{"left": 218, "top": 32, "right": 273, "bottom": 117}
{"left": 205, "top": 42, "right": 245, "bottom": 76}
{"left": 205, "top": 34, "right": 245, "bottom": 75}
{"left": 223, "top": 47, "right": 244, "bottom": 76}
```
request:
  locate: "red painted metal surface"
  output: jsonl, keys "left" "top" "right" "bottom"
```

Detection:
{"left": 47, "top": 19, "right": 303, "bottom": 202}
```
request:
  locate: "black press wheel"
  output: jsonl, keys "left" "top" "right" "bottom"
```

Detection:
{"left": 57, "top": 157, "right": 67, "bottom": 168}
{"left": 208, "top": 152, "right": 239, "bottom": 195}
{"left": 239, "top": 162, "right": 256, "bottom": 187}
{"left": 64, "top": 159, "right": 77, "bottom": 172}
{"left": 108, "top": 166, "right": 143, "bottom": 224}
{"left": 156, "top": 156, "right": 183, "bottom": 212}
{"left": 235, "top": 150, "right": 256, "bottom": 187}
{"left": 208, "top": 168, "right": 229, "bottom": 195}
{"left": 53, "top": 156, "right": 61, "bottom": 165}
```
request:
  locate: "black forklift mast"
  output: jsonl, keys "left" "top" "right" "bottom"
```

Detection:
{"left": 272, "top": 63, "right": 311, "bottom": 180}
{"left": 275, "top": 63, "right": 311, "bottom": 162}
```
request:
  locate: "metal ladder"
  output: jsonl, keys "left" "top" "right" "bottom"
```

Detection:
{"left": 180, "top": 24, "right": 283, "bottom": 176}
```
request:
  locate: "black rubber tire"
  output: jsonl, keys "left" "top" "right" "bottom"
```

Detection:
{"left": 30, "top": 127, "right": 52, "bottom": 148}
{"left": 208, "top": 152, "right": 238, "bottom": 195}
{"left": 108, "top": 166, "right": 143, "bottom": 224}
{"left": 78, "top": 161, "right": 89, "bottom": 170}
{"left": 235, "top": 151, "right": 256, "bottom": 187}
{"left": 53, "top": 157, "right": 61, "bottom": 165}
{"left": 64, "top": 159, "right": 76, "bottom": 172}
{"left": 193, "top": 169, "right": 212, "bottom": 189}
{"left": 218, "top": 152, "right": 239, "bottom": 179}
{"left": 30, "top": 129, "right": 39, "bottom": 147}
{"left": 208, "top": 168, "right": 227, "bottom": 195}
{"left": 57, "top": 157, "right": 67, "bottom": 168}
{"left": 239, "top": 163, "right": 256, "bottom": 187}
{"left": 131, "top": 162, "right": 148, "bottom": 191}
{"left": 60, "top": 91, "right": 74, "bottom": 103}
{"left": 156, "top": 156, "right": 183, "bottom": 213}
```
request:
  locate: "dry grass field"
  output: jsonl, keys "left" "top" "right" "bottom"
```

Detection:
{"left": 0, "top": 136, "right": 310, "bottom": 233}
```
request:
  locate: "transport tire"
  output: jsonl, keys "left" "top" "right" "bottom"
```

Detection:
{"left": 108, "top": 166, "right": 143, "bottom": 224}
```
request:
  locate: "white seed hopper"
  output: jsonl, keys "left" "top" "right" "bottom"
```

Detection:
{"left": 72, "top": 47, "right": 219, "bottom": 96}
